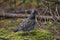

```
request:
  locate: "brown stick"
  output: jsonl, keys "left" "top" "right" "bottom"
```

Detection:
{"left": 0, "top": 13, "right": 60, "bottom": 19}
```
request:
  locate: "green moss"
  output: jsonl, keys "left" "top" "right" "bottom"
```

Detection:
{"left": 0, "top": 28, "right": 52, "bottom": 40}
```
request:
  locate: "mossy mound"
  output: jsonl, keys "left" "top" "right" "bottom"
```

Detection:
{"left": 0, "top": 28, "right": 52, "bottom": 40}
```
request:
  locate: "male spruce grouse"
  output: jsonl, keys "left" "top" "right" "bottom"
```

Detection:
{"left": 13, "top": 9, "right": 37, "bottom": 32}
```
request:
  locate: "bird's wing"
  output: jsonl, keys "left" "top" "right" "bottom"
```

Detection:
{"left": 23, "top": 19, "right": 35, "bottom": 28}
{"left": 22, "top": 19, "right": 35, "bottom": 31}
{"left": 17, "top": 18, "right": 31, "bottom": 30}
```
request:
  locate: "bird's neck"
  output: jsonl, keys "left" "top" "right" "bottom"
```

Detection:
{"left": 29, "top": 12, "right": 36, "bottom": 19}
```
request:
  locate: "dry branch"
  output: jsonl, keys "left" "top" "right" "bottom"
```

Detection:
{"left": 0, "top": 13, "right": 60, "bottom": 20}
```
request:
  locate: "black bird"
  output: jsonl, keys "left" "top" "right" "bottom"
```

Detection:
{"left": 13, "top": 9, "right": 37, "bottom": 32}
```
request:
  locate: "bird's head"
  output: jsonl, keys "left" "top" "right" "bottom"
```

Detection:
{"left": 29, "top": 9, "right": 37, "bottom": 19}
{"left": 31, "top": 9, "right": 37, "bottom": 14}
